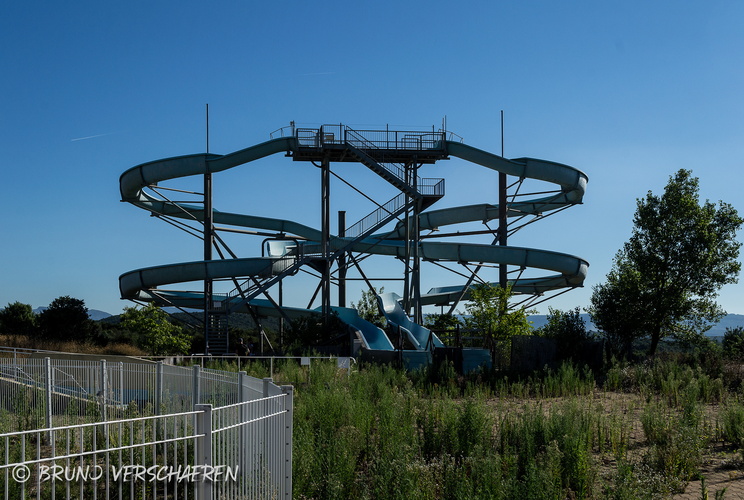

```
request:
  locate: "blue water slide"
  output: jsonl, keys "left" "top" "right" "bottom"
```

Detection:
{"left": 377, "top": 292, "right": 445, "bottom": 350}
{"left": 119, "top": 128, "right": 589, "bottom": 352}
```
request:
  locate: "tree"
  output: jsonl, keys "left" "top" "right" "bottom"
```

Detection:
{"left": 588, "top": 256, "right": 650, "bottom": 358}
{"left": 589, "top": 169, "right": 743, "bottom": 357}
{"left": 37, "top": 296, "right": 98, "bottom": 341}
{"left": 0, "top": 302, "right": 37, "bottom": 335}
{"left": 119, "top": 303, "right": 191, "bottom": 355}
{"left": 723, "top": 326, "right": 744, "bottom": 360}
{"left": 424, "top": 312, "right": 462, "bottom": 331}
{"left": 464, "top": 283, "right": 533, "bottom": 359}
{"left": 536, "top": 307, "right": 593, "bottom": 361}
{"left": 283, "top": 311, "right": 349, "bottom": 355}
{"left": 351, "top": 287, "right": 386, "bottom": 327}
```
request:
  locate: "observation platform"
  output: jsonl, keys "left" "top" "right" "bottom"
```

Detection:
{"left": 287, "top": 124, "right": 450, "bottom": 164}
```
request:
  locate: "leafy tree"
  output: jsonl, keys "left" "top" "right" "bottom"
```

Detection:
{"left": 424, "top": 312, "right": 462, "bottom": 331}
{"left": 723, "top": 326, "right": 744, "bottom": 360}
{"left": 37, "top": 296, "right": 98, "bottom": 341}
{"left": 589, "top": 169, "right": 743, "bottom": 357}
{"left": 588, "top": 257, "right": 649, "bottom": 358}
{"left": 283, "top": 311, "right": 348, "bottom": 355}
{"left": 536, "top": 307, "right": 594, "bottom": 361}
{"left": 0, "top": 302, "right": 37, "bottom": 335}
{"left": 464, "top": 283, "right": 533, "bottom": 360}
{"left": 351, "top": 287, "right": 386, "bottom": 327}
{"left": 119, "top": 303, "right": 191, "bottom": 355}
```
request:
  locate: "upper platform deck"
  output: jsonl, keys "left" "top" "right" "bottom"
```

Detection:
{"left": 283, "top": 124, "right": 450, "bottom": 164}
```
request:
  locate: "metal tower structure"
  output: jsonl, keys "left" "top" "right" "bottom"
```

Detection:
{"left": 119, "top": 122, "right": 589, "bottom": 355}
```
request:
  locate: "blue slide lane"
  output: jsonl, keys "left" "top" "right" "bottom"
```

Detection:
{"left": 377, "top": 292, "right": 445, "bottom": 350}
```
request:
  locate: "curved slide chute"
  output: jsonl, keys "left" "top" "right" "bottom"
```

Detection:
{"left": 119, "top": 129, "right": 588, "bottom": 352}
{"left": 378, "top": 293, "right": 445, "bottom": 350}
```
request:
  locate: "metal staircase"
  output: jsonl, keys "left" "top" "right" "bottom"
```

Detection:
{"left": 343, "top": 128, "right": 445, "bottom": 206}
{"left": 206, "top": 305, "right": 229, "bottom": 354}
{"left": 218, "top": 124, "right": 449, "bottom": 323}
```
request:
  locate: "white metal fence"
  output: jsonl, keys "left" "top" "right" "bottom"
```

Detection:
{"left": 0, "top": 354, "right": 293, "bottom": 499}
{"left": 0, "top": 356, "right": 273, "bottom": 432}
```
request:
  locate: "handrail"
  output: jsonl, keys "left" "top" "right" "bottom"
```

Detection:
{"left": 343, "top": 127, "right": 444, "bottom": 198}
{"left": 344, "top": 193, "right": 406, "bottom": 238}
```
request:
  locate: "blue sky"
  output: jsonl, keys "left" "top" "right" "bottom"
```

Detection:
{"left": 2, "top": 1, "right": 743, "bottom": 317}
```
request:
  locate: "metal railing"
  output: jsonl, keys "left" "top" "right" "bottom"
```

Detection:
{"left": 0, "top": 393, "right": 292, "bottom": 499}
{"left": 0, "top": 354, "right": 293, "bottom": 499}
{"left": 295, "top": 125, "right": 445, "bottom": 196}
{"left": 343, "top": 128, "right": 444, "bottom": 193}
{"left": 0, "top": 356, "right": 270, "bottom": 433}
{"left": 295, "top": 125, "right": 446, "bottom": 151}
{"left": 344, "top": 193, "right": 407, "bottom": 239}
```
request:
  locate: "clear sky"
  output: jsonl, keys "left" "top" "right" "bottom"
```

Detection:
{"left": 2, "top": 1, "right": 743, "bottom": 317}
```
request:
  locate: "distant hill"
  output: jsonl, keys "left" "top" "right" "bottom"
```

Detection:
{"left": 32, "top": 307, "right": 112, "bottom": 321}
{"left": 527, "top": 313, "right": 744, "bottom": 337}
{"left": 92, "top": 308, "right": 744, "bottom": 337}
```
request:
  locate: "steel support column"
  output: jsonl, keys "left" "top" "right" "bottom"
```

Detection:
{"left": 204, "top": 168, "right": 214, "bottom": 353}
{"left": 338, "top": 210, "right": 347, "bottom": 308}
{"left": 499, "top": 112, "right": 508, "bottom": 289}
{"left": 320, "top": 155, "right": 331, "bottom": 320}
{"left": 499, "top": 170, "right": 508, "bottom": 289}
{"left": 412, "top": 159, "right": 423, "bottom": 324}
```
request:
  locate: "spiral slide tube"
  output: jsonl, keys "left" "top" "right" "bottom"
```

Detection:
{"left": 119, "top": 132, "right": 588, "bottom": 351}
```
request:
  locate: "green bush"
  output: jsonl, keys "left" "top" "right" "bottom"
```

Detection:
{"left": 723, "top": 326, "right": 744, "bottom": 360}
{"left": 640, "top": 399, "right": 708, "bottom": 492}
{"left": 721, "top": 400, "right": 744, "bottom": 448}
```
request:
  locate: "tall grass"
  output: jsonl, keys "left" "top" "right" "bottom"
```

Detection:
{"left": 288, "top": 362, "right": 645, "bottom": 499}
{"left": 603, "top": 357, "right": 725, "bottom": 404}
{"left": 193, "top": 356, "right": 739, "bottom": 498}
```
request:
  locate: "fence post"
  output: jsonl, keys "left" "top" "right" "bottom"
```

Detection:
{"left": 100, "top": 359, "right": 108, "bottom": 422}
{"left": 44, "top": 357, "right": 52, "bottom": 440}
{"left": 193, "top": 365, "right": 201, "bottom": 406}
{"left": 155, "top": 361, "right": 163, "bottom": 415}
{"left": 262, "top": 377, "right": 272, "bottom": 486}
{"left": 195, "top": 404, "right": 213, "bottom": 500}
{"left": 281, "top": 385, "right": 294, "bottom": 499}
{"left": 238, "top": 371, "right": 247, "bottom": 482}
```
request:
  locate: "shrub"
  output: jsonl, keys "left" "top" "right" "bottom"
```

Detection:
{"left": 721, "top": 400, "right": 744, "bottom": 448}
{"left": 723, "top": 326, "right": 744, "bottom": 360}
{"left": 536, "top": 307, "right": 595, "bottom": 363}
{"left": 640, "top": 399, "right": 708, "bottom": 492}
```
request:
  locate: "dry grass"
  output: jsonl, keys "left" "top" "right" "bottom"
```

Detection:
{"left": 0, "top": 334, "right": 147, "bottom": 357}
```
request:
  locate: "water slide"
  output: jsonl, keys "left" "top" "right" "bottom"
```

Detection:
{"left": 119, "top": 131, "right": 588, "bottom": 351}
{"left": 377, "top": 292, "right": 445, "bottom": 350}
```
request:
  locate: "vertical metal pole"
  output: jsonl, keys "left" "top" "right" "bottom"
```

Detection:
{"left": 44, "top": 357, "right": 52, "bottom": 435}
{"left": 155, "top": 361, "right": 163, "bottom": 416}
{"left": 238, "top": 371, "right": 247, "bottom": 479}
{"left": 204, "top": 104, "right": 214, "bottom": 354}
{"left": 100, "top": 359, "right": 108, "bottom": 423}
{"left": 193, "top": 365, "right": 202, "bottom": 406}
{"left": 281, "top": 385, "right": 294, "bottom": 499}
{"left": 412, "top": 158, "right": 422, "bottom": 324}
{"left": 499, "top": 110, "right": 508, "bottom": 289}
{"left": 403, "top": 164, "right": 411, "bottom": 314}
{"left": 338, "top": 211, "right": 347, "bottom": 308}
{"left": 195, "top": 404, "right": 213, "bottom": 500}
{"left": 321, "top": 155, "right": 331, "bottom": 321}
{"left": 262, "top": 377, "right": 272, "bottom": 487}
{"left": 279, "top": 279, "right": 284, "bottom": 349}
{"left": 119, "top": 361, "right": 124, "bottom": 408}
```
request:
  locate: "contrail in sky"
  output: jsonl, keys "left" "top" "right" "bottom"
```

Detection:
{"left": 71, "top": 133, "right": 112, "bottom": 142}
